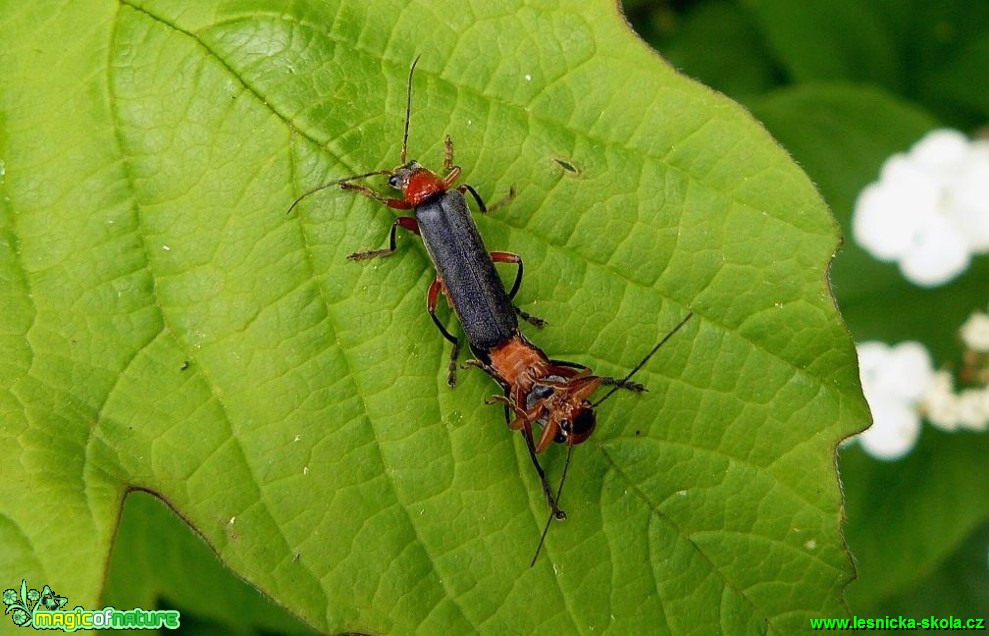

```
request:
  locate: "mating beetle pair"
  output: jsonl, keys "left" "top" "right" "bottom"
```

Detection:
{"left": 289, "top": 58, "right": 692, "bottom": 564}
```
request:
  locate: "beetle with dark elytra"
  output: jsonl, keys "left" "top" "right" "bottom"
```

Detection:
{"left": 288, "top": 57, "right": 693, "bottom": 564}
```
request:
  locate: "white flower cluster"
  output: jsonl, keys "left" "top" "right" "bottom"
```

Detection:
{"left": 960, "top": 311, "right": 989, "bottom": 351}
{"left": 855, "top": 341, "right": 933, "bottom": 460}
{"left": 853, "top": 311, "right": 989, "bottom": 460}
{"left": 924, "top": 312, "right": 989, "bottom": 433}
{"left": 923, "top": 371, "right": 989, "bottom": 433}
{"left": 853, "top": 129, "right": 989, "bottom": 287}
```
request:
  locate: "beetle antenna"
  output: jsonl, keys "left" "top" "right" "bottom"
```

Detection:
{"left": 288, "top": 56, "right": 421, "bottom": 216}
{"left": 593, "top": 311, "right": 694, "bottom": 408}
{"left": 285, "top": 170, "right": 392, "bottom": 216}
{"left": 401, "top": 56, "right": 421, "bottom": 165}
{"left": 530, "top": 442, "right": 575, "bottom": 567}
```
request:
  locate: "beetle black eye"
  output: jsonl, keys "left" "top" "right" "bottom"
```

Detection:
{"left": 572, "top": 409, "right": 595, "bottom": 436}
{"left": 388, "top": 175, "right": 401, "bottom": 189}
{"left": 567, "top": 408, "right": 596, "bottom": 444}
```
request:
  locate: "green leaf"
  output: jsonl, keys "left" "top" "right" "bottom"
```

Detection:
{"left": 919, "top": 29, "right": 989, "bottom": 121}
{"left": 749, "top": 82, "right": 989, "bottom": 355}
{"left": 745, "top": 0, "right": 905, "bottom": 87}
{"left": 842, "top": 435, "right": 989, "bottom": 615}
{"left": 742, "top": 0, "right": 989, "bottom": 127}
{"left": 648, "top": 0, "right": 783, "bottom": 103}
{"left": 104, "top": 491, "right": 315, "bottom": 634}
{"left": 0, "top": 1, "right": 865, "bottom": 633}
{"left": 868, "top": 516, "right": 989, "bottom": 619}
{"left": 749, "top": 83, "right": 938, "bottom": 216}
{"left": 904, "top": 0, "right": 989, "bottom": 124}
{"left": 750, "top": 81, "right": 989, "bottom": 620}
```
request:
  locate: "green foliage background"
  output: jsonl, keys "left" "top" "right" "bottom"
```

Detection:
{"left": 630, "top": 0, "right": 989, "bottom": 627}
{"left": 0, "top": 1, "right": 870, "bottom": 634}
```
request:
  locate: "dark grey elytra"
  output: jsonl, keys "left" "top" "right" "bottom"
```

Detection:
{"left": 414, "top": 183, "right": 518, "bottom": 355}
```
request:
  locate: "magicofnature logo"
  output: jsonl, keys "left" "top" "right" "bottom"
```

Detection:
{"left": 3, "top": 580, "right": 179, "bottom": 631}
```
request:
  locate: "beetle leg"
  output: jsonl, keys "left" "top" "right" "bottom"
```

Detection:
{"left": 489, "top": 251, "right": 546, "bottom": 327}
{"left": 427, "top": 277, "right": 461, "bottom": 386}
{"left": 340, "top": 181, "right": 413, "bottom": 210}
{"left": 348, "top": 216, "right": 420, "bottom": 261}
{"left": 519, "top": 422, "right": 566, "bottom": 520}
